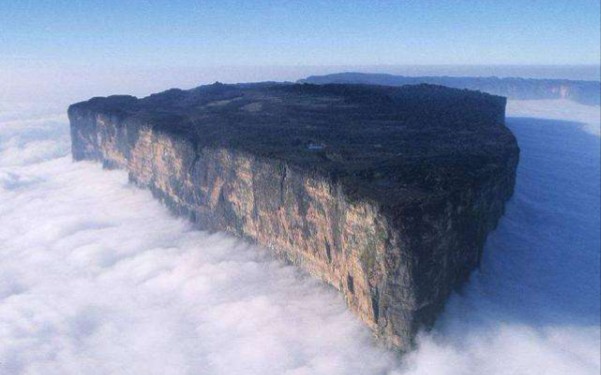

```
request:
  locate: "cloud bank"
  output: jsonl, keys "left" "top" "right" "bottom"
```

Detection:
{"left": 404, "top": 100, "right": 600, "bottom": 375}
{"left": 0, "top": 98, "right": 599, "bottom": 374}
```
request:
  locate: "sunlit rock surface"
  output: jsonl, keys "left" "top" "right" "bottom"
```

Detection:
{"left": 68, "top": 82, "right": 519, "bottom": 351}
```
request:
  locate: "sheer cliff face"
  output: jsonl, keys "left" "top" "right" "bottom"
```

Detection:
{"left": 69, "top": 83, "right": 519, "bottom": 351}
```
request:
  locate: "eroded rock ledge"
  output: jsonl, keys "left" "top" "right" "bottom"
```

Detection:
{"left": 68, "top": 82, "right": 519, "bottom": 351}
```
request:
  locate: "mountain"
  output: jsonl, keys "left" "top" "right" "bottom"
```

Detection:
{"left": 299, "top": 72, "right": 601, "bottom": 105}
{"left": 68, "top": 82, "right": 519, "bottom": 351}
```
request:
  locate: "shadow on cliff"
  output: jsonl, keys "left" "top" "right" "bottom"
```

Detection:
{"left": 441, "top": 116, "right": 600, "bottom": 332}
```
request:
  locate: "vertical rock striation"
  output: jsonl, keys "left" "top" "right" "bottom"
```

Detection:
{"left": 69, "top": 83, "right": 519, "bottom": 351}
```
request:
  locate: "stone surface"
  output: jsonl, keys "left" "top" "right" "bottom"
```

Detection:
{"left": 68, "top": 82, "right": 519, "bottom": 351}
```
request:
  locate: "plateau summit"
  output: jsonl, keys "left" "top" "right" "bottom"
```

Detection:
{"left": 69, "top": 82, "right": 519, "bottom": 350}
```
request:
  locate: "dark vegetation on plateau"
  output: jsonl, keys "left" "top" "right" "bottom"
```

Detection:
{"left": 70, "top": 82, "right": 516, "bottom": 207}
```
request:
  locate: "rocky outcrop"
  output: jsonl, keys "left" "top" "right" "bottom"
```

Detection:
{"left": 68, "top": 82, "right": 519, "bottom": 351}
{"left": 300, "top": 72, "right": 601, "bottom": 106}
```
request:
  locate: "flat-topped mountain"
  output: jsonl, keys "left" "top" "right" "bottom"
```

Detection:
{"left": 69, "top": 82, "right": 519, "bottom": 351}
{"left": 71, "top": 83, "right": 514, "bottom": 209}
{"left": 300, "top": 72, "right": 601, "bottom": 105}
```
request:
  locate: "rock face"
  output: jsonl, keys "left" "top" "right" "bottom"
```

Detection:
{"left": 69, "top": 82, "right": 519, "bottom": 351}
{"left": 300, "top": 72, "right": 601, "bottom": 106}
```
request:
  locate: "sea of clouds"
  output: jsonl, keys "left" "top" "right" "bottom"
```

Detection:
{"left": 0, "top": 96, "right": 599, "bottom": 374}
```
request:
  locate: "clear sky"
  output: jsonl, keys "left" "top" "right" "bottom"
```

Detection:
{"left": 1, "top": 0, "right": 600, "bottom": 68}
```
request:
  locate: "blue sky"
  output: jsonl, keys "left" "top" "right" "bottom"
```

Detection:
{"left": 1, "top": 0, "right": 600, "bottom": 67}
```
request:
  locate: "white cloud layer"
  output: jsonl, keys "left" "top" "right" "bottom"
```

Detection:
{"left": 0, "top": 98, "right": 599, "bottom": 375}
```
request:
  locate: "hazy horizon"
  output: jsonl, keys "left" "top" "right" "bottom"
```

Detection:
{"left": 2, "top": 1, "right": 600, "bottom": 103}
{"left": 3, "top": 64, "right": 600, "bottom": 106}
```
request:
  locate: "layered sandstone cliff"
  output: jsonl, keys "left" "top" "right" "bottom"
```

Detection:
{"left": 68, "top": 82, "right": 519, "bottom": 351}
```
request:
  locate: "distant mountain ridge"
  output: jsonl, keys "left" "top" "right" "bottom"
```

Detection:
{"left": 299, "top": 72, "right": 601, "bottom": 106}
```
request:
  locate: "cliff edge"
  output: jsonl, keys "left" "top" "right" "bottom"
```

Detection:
{"left": 68, "top": 82, "right": 519, "bottom": 351}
